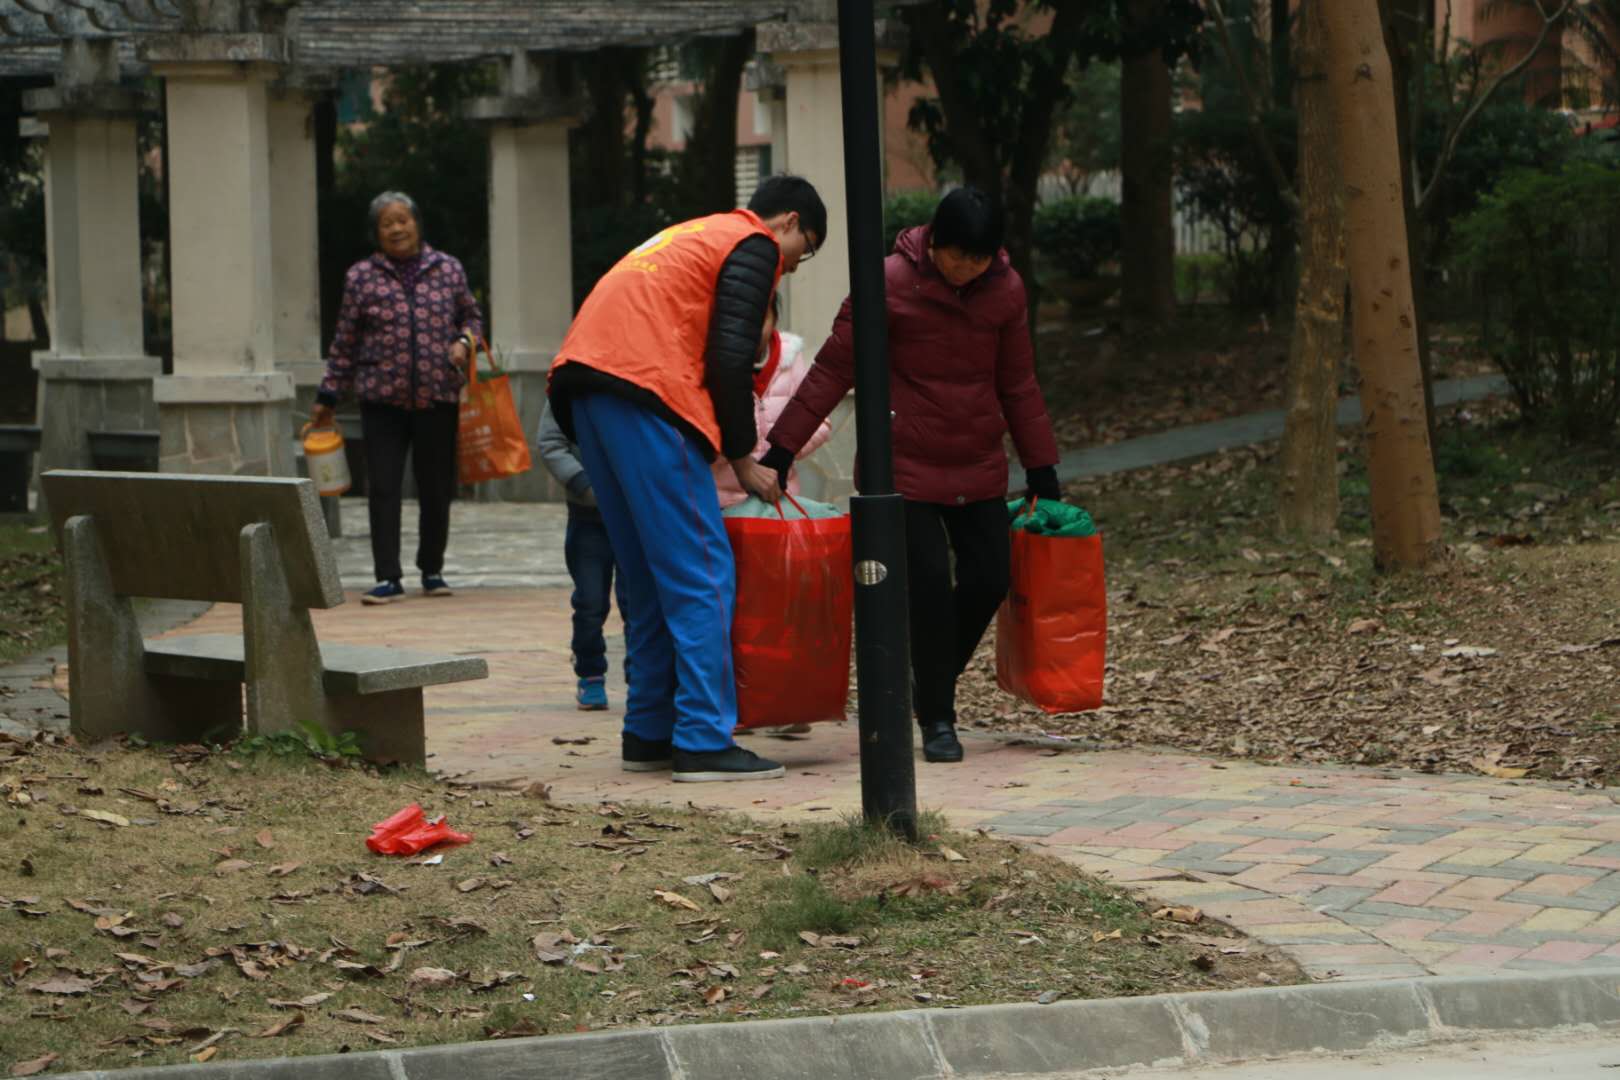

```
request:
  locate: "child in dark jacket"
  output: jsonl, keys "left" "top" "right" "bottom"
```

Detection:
{"left": 536, "top": 398, "right": 626, "bottom": 710}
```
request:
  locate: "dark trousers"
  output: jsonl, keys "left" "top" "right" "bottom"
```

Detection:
{"left": 360, "top": 402, "right": 459, "bottom": 583}
{"left": 565, "top": 503, "right": 629, "bottom": 679}
{"left": 905, "top": 497, "right": 1011, "bottom": 727}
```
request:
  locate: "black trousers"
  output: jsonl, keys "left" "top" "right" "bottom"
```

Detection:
{"left": 905, "top": 497, "right": 1011, "bottom": 727}
{"left": 360, "top": 402, "right": 459, "bottom": 583}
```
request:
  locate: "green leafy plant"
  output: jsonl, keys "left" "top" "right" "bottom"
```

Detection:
{"left": 1452, "top": 161, "right": 1620, "bottom": 442}
{"left": 232, "top": 720, "right": 363, "bottom": 762}
{"left": 1033, "top": 196, "right": 1122, "bottom": 280}
{"left": 882, "top": 189, "right": 940, "bottom": 255}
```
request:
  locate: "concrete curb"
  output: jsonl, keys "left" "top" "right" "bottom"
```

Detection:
{"left": 53, "top": 969, "right": 1620, "bottom": 1080}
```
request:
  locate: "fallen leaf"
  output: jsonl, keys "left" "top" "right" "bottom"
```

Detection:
{"left": 9, "top": 1053, "right": 58, "bottom": 1076}
{"left": 80, "top": 810, "right": 129, "bottom": 828}
{"left": 1347, "top": 618, "right": 1382, "bottom": 635}
{"left": 1092, "top": 928, "right": 1124, "bottom": 943}
{"left": 1442, "top": 645, "right": 1498, "bottom": 659}
{"left": 365, "top": 1031, "right": 400, "bottom": 1045}
{"left": 408, "top": 967, "right": 459, "bottom": 988}
{"left": 521, "top": 781, "right": 552, "bottom": 802}
{"left": 214, "top": 859, "right": 253, "bottom": 876}
{"left": 818, "top": 935, "right": 862, "bottom": 949}
{"left": 191, "top": 1047, "right": 218, "bottom": 1064}
{"left": 252, "top": 1014, "right": 304, "bottom": 1038}
{"left": 653, "top": 889, "right": 701, "bottom": 912}
{"left": 456, "top": 877, "right": 486, "bottom": 894}
{"left": 255, "top": 829, "right": 275, "bottom": 849}
{"left": 1471, "top": 758, "right": 1529, "bottom": 779}
{"left": 29, "top": 976, "right": 93, "bottom": 995}
{"left": 937, "top": 846, "right": 967, "bottom": 863}
{"left": 332, "top": 1008, "right": 387, "bottom": 1025}
{"left": 703, "top": 985, "right": 727, "bottom": 1006}
{"left": 267, "top": 862, "right": 302, "bottom": 878}
{"left": 1151, "top": 906, "right": 1204, "bottom": 925}
{"left": 709, "top": 883, "right": 733, "bottom": 904}
{"left": 269, "top": 993, "right": 331, "bottom": 1009}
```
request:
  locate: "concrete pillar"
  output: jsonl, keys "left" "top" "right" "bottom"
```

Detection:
{"left": 24, "top": 40, "right": 161, "bottom": 482}
{"left": 267, "top": 85, "right": 325, "bottom": 415}
{"left": 756, "top": 16, "right": 902, "bottom": 505}
{"left": 144, "top": 32, "right": 295, "bottom": 476}
{"left": 466, "top": 54, "right": 582, "bottom": 502}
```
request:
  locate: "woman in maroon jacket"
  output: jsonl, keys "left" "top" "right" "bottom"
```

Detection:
{"left": 762, "top": 188, "right": 1061, "bottom": 764}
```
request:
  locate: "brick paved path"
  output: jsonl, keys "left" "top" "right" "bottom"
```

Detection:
{"left": 171, "top": 584, "right": 1620, "bottom": 984}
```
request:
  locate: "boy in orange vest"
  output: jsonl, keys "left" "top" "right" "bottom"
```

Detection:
{"left": 548, "top": 176, "right": 826, "bottom": 782}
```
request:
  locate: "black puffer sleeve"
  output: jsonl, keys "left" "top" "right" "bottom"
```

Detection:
{"left": 704, "top": 233, "right": 780, "bottom": 461}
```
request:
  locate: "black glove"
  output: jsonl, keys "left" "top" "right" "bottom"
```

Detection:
{"left": 759, "top": 444, "right": 794, "bottom": 490}
{"left": 1025, "top": 465, "right": 1061, "bottom": 503}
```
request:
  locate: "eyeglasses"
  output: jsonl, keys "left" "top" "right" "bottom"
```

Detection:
{"left": 800, "top": 233, "right": 820, "bottom": 262}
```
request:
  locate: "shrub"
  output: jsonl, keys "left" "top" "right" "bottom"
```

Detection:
{"left": 1451, "top": 161, "right": 1620, "bottom": 442}
{"left": 883, "top": 189, "right": 939, "bottom": 254}
{"left": 1032, "top": 196, "right": 1122, "bottom": 280}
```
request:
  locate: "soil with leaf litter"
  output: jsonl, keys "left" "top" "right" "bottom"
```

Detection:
{"left": 960, "top": 397, "right": 1620, "bottom": 786}
{"left": 0, "top": 736, "right": 1296, "bottom": 1075}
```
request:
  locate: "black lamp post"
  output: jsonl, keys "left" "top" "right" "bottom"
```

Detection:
{"left": 837, "top": 0, "right": 918, "bottom": 840}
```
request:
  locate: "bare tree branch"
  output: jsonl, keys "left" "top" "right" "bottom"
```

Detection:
{"left": 1206, "top": 0, "right": 1301, "bottom": 216}
{"left": 1417, "top": 0, "right": 1571, "bottom": 211}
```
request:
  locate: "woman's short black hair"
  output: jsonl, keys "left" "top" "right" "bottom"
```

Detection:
{"left": 930, "top": 187, "right": 1003, "bottom": 257}
{"left": 748, "top": 174, "right": 829, "bottom": 250}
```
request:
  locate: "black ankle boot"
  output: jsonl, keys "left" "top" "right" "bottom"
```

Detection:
{"left": 920, "top": 721, "right": 964, "bottom": 763}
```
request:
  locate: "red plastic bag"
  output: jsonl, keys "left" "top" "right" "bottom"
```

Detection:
{"left": 996, "top": 527, "right": 1106, "bottom": 713}
{"left": 365, "top": 803, "right": 472, "bottom": 856}
{"left": 725, "top": 498, "right": 853, "bottom": 730}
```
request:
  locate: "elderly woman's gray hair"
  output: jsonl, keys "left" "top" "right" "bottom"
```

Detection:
{"left": 368, "top": 191, "right": 421, "bottom": 236}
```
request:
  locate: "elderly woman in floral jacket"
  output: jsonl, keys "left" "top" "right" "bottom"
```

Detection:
{"left": 312, "top": 191, "right": 483, "bottom": 605}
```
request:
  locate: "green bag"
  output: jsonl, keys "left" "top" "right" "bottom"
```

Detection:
{"left": 723, "top": 494, "right": 845, "bottom": 521}
{"left": 1007, "top": 497, "right": 1097, "bottom": 537}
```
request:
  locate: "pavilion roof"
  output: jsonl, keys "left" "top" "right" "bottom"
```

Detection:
{"left": 0, "top": 0, "right": 793, "bottom": 78}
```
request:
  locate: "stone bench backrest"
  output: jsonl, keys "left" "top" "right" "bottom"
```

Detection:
{"left": 41, "top": 470, "right": 344, "bottom": 609}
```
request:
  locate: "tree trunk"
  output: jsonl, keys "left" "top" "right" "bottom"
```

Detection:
{"left": 1278, "top": 0, "right": 1347, "bottom": 539}
{"left": 1120, "top": 0, "right": 1177, "bottom": 327}
{"left": 679, "top": 30, "right": 755, "bottom": 215}
{"left": 1267, "top": 0, "right": 1297, "bottom": 312}
{"left": 1319, "top": 0, "right": 1443, "bottom": 570}
{"left": 1382, "top": 0, "right": 1440, "bottom": 466}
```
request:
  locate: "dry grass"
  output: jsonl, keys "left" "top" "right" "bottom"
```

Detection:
{"left": 0, "top": 737, "right": 1297, "bottom": 1075}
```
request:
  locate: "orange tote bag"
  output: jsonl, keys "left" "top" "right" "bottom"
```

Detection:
{"left": 457, "top": 338, "right": 532, "bottom": 485}
{"left": 995, "top": 521, "right": 1107, "bottom": 713}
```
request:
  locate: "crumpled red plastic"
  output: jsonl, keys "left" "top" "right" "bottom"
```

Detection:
{"left": 365, "top": 803, "right": 472, "bottom": 856}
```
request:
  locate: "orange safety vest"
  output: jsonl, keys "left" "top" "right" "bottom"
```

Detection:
{"left": 550, "top": 210, "right": 782, "bottom": 456}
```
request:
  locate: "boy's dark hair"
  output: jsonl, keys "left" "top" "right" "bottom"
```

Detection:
{"left": 748, "top": 175, "right": 828, "bottom": 250}
{"left": 930, "top": 186, "right": 1004, "bottom": 257}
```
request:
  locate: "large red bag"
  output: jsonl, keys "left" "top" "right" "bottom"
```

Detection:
{"left": 996, "top": 524, "right": 1107, "bottom": 713}
{"left": 725, "top": 498, "right": 853, "bottom": 730}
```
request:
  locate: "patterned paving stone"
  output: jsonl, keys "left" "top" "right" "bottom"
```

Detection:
{"left": 145, "top": 581, "right": 1620, "bottom": 984}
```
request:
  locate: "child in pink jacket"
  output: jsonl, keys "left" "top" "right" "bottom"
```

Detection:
{"left": 712, "top": 293, "right": 832, "bottom": 507}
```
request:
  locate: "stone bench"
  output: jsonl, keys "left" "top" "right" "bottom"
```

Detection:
{"left": 41, "top": 469, "right": 487, "bottom": 765}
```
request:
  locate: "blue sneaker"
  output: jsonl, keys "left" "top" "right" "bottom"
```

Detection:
{"left": 422, "top": 574, "right": 454, "bottom": 597}
{"left": 577, "top": 677, "right": 608, "bottom": 711}
{"left": 361, "top": 579, "right": 405, "bottom": 606}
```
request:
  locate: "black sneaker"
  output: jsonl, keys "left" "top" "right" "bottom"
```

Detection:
{"left": 621, "top": 732, "right": 673, "bottom": 772}
{"left": 672, "top": 745, "right": 785, "bottom": 783}
{"left": 921, "top": 721, "right": 964, "bottom": 764}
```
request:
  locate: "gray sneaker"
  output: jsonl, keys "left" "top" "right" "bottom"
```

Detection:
{"left": 672, "top": 745, "right": 785, "bottom": 783}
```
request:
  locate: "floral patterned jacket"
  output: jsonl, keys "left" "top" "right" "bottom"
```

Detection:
{"left": 316, "top": 245, "right": 484, "bottom": 411}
